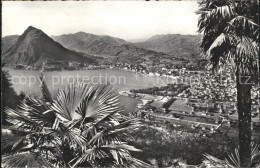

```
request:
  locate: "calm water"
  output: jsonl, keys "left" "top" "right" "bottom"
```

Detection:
{"left": 4, "top": 68, "right": 171, "bottom": 113}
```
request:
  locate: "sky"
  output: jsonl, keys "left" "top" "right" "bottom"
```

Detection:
{"left": 2, "top": 1, "right": 199, "bottom": 41}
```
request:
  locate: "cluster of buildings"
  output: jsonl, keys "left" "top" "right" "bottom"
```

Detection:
{"left": 126, "top": 68, "right": 259, "bottom": 136}
{"left": 118, "top": 63, "right": 199, "bottom": 77}
{"left": 181, "top": 71, "right": 259, "bottom": 125}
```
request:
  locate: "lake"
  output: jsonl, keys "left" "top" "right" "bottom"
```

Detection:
{"left": 4, "top": 68, "right": 173, "bottom": 114}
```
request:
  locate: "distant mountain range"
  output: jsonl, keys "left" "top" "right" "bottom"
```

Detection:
{"left": 1, "top": 26, "right": 202, "bottom": 68}
{"left": 51, "top": 32, "right": 172, "bottom": 65}
{"left": 134, "top": 34, "right": 202, "bottom": 60}
{"left": 51, "top": 32, "right": 129, "bottom": 51}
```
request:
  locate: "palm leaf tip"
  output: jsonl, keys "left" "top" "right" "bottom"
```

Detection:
{"left": 39, "top": 73, "right": 53, "bottom": 103}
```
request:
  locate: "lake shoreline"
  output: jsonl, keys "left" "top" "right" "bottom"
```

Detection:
{"left": 4, "top": 68, "right": 164, "bottom": 114}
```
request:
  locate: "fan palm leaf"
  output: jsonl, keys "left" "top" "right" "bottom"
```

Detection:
{"left": 81, "top": 84, "right": 122, "bottom": 120}
{"left": 86, "top": 119, "right": 140, "bottom": 147}
{"left": 51, "top": 82, "right": 94, "bottom": 121}
{"left": 5, "top": 107, "right": 42, "bottom": 129}
{"left": 226, "top": 143, "right": 260, "bottom": 168}
{"left": 2, "top": 153, "right": 54, "bottom": 168}
{"left": 226, "top": 16, "right": 259, "bottom": 39}
{"left": 203, "top": 143, "right": 260, "bottom": 168}
{"left": 19, "top": 94, "right": 55, "bottom": 125}
{"left": 57, "top": 122, "right": 87, "bottom": 150}
{"left": 203, "top": 154, "right": 233, "bottom": 168}
{"left": 4, "top": 81, "right": 147, "bottom": 167}
{"left": 70, "top": 147, "right": 109, "bottom": 167}
{"left": 2, "top": 131, "right": 27, "bottom": 152}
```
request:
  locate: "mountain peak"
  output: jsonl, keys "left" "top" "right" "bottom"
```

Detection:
{"left": 24, "top": 26, "right": 40, "bottom": 33}
{"left": 20, "top": 26, "right": 46, "bottom": 42}
{"left": 75, "top": 31, "right": 87, "bottom": 35}
{"left": 27, "top": 25, "right": 35, "bottom": 30}
{"left": 2, "top": 26, "right": 96, "bottom": 67}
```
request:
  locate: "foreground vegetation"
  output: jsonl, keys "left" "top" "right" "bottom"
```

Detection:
{"left": 124, "top": 124, "right": 237, "bottom": 166}
{"left": 2, "top": 77, "right": 149, "bottom": 167}
{"left": 123, "top": 122, "right": 259, "bottom": 167}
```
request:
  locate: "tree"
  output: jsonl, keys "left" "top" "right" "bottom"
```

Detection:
{"left": 197, "top": 0, "right": 259, "bottom": 167}
{"left": 1, "top": 69, "right": 21, "bottom": 125}
{"left": 2, "top": 77, "right": 149, "bottom": 167}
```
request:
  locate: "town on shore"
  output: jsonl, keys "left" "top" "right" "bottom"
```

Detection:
{"left": 6, "top": 62, "right": 260, "bottom": 138}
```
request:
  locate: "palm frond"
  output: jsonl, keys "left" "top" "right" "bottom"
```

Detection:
{"left": 205, "top": 33, "right": 233, "bottom": 72}
{"left": 1, "top": 131, "right": 27, "bottom": 151}
{"left": 92, "top": 106, "right": 123, "bottom": 127}
{"left": 207, "top": 33, "right": 231, "bottom": 56}
{"left": 70, "top": 147, "right": 109, "bottom": 167}
{"left": 57, "top": 123, "right": 87, "bottom": 150}
{"left": 251, "top": 143, "right": 259, "bottom": 160}
{"left": 51, "top": 83, "right": 96, "bottom": 121}
{"left": 86, "top": 119, "right": 140, "bottom": 147}
{"left": 235, "top": 36, "right": 258, "bottom": 76}
{"left": 52, "top": 83, "right": 122, "bottom": 124}
{"left": 209, "top": 5, "right": 235, "bottom": 19}
{"left": 81, "top": 84, "right": 122, "bottom": 120}
{"left": 5, "top": 107, "right": 42, "bottom": 129}
{"left": 2, "top": 153, "right": 54, "bottom": 168}
{"left": 203, "top": 154, "right": 233, "bottom": 168}
{"left": 19, "top": 94, "right": 55, "bottom": 125}
{"left": 226, "top": 15, "right": 259, "bottom": 40}
{"left": 5, "top": 92, "right": 55, "bottom": 127}
{"left": 198, "top": 4, "right": 235, "bottom": 34}
{"left": 204, "top": 143, "right": 260, "bottom": 168}
{"left": 226, "top": 148, "right": 241, "bottom": 168}
{"left": 39, "top": 73, "right": 53, "bottom": 103}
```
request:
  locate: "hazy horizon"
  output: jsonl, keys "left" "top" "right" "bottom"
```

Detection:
{"left": 2, "top": 1, "right": 200, "bottom": 41}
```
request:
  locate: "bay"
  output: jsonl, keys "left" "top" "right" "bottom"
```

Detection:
{"left": 4, "top": 68, "right": 172, "bottom": 114}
